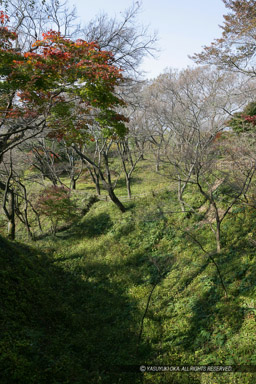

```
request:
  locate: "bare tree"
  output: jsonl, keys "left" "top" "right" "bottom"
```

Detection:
{"left": 191, "top": 0, "right": 256, "bottom": 78}
{"left": 0, "top": 148, "right": 44, "bottom": 239}
{"left": 192, "top": 132, "right": 256, "bottom": 253}
{"left": 132, "top": 66, "right": 256, "bottom": 252}
{"left": 141, "top": 67, "right": 256, "bottom": 207}
{"left": 80, "top": 137, "right": 105, "bottom": 196}
{"left": 73, "top": 141, "right": 126, "bottom": 213}
{"left": 82, "top": 1, "right": 157, "bottom": 78}
{"left": 62, "top": 143, "right": 83, "bottom": 190}
{"left": 1, "top": 0, "right": 79, "bottom": 51}
{"left": 29, "top": 138, "right": 62, "bottom": 186}
{"left": 117, "top": 137, "right": 143, "bottom": 198}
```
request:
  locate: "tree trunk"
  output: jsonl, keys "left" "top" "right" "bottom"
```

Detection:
{"left": 7, "top": 221, "right": 15, "bottom": 240}
{"left": 216, "top": 220, "right": 221, "bottom": 254}
{"left": 126, "top": 176, "right": 132, "bottom": 199}
{"left": 72, "top": 145, "right": 125, "bottom": 212}
{"left": 23, "top": 204, "right": 34, "bottom": 241}
{"left": 95, "top": 172, "right": 101, "bottom": 196}
{"left": 178, "top": 178, "right": 185, "bottom": 212}
{"left": 7, "top": 190, "right": 15, "bottom": 240}
{"left": 70, "top": 177, "right": 76, "bottom": 190}
{"left": 107, "top": 186, "right": 126, "bottom": 212}
{"left": 155, "top": 147, "right": 161, "bottom": 172}
{"left": 95, "top": 181, "right": 101, "bottom": 195}
{"left": 87, "top": 167, "right": 101, "bottom": 195}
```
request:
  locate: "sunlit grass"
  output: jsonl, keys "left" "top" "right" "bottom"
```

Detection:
{"left": 2, "top": 160, "right": 256, "bottom": 383}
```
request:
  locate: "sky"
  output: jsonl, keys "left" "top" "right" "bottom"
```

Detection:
{"left": 73, "top": 0, "right": 227, "bottom": 79}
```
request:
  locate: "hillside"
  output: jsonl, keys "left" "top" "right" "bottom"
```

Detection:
{"left": 2, "top": 1, "right": 256, "bottom": 383}
{"left": 1, "top": 179, "right": 256, "bottom": 384}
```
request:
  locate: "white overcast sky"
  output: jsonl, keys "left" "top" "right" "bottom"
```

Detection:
{"left": 73, "top": 0, "right": 227, "bottom": 79}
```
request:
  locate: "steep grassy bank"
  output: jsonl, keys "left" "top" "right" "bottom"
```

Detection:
{"left": 0, "top": 235, "right": 145, "bottom": 383}
{"left": 1, "top": 187, "right": 256, "bottom": 383}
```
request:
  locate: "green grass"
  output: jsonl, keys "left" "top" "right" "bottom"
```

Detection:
{"left": 1, "top": 161, "right": 256, "bottom": 383}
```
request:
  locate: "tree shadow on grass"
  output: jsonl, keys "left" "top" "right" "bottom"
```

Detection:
{"left": 114, "top": 177, "right": 142, "bottom": 190}
{"left": 0, "top": 236, "right": 149, "bottom": 384}
{"left": 57, "top": 213, "right": 113, "bottom": 240}
{"left": 160, "top": 249, "right": 253, "bottom": 363}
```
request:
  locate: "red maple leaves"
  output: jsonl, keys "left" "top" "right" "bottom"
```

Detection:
{"left": 0, "top": 9, "right": 127, "bottom": 141}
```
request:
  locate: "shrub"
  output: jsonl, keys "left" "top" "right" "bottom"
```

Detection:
{"left": 36, "top": 186, "right": 77, "bottom": 234}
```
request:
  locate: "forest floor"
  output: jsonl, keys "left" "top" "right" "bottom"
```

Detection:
{"left": 1, "top": 160, "right": 256, "bottom": 383}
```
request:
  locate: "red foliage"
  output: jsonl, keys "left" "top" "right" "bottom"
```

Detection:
{"left": 0, "top": 11, "right": 17, "bottom": 48}
{"left": 242, "top": 114, "right": 256, "bottom": 125}
{"left": 0, "top": 11, "right": 8, "bottom": 24}
{"left": 0, "top": 9, "right": 127, "bottom": 143}
{"left": 213, "top": 132, "right": 223, "bottom": 142}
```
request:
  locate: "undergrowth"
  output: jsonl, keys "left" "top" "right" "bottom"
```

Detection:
{"left": 1, "top": 164, "right": 256, "bottom": 383}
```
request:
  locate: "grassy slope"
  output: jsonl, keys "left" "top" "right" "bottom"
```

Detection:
{"left": 1, "top": 161, "right": 256, "bottom": 383}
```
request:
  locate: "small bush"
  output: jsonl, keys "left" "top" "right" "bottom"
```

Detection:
{"left": 36, "top": 186, "right": 78, "bottom": 234}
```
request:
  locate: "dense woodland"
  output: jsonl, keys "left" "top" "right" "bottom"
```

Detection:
{"left": 1, "top": 0, "right": 256, "bottom": 383}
